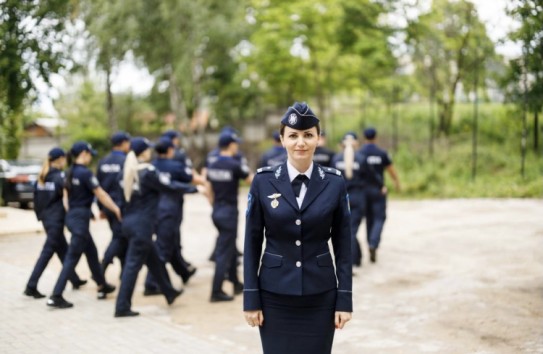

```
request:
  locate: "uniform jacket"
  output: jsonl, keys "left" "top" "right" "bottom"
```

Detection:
{"left": 243, "top": 163, "right": 352, "bottom": 312}
{"left": 96, "top": 151, "right": 126, "bottom": 209}
{"left": 33, "top": 168, "right": 65, "bottom": 221}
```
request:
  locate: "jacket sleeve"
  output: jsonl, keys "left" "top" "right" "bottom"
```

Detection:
{"left": 148, "top": 169, "right": 197, "bottom": 194}
{"left": 243, "top": 177, "right": 265, "bottom": 311}
{"left": 331, "top": 181, "right": 353, "bottom": 312}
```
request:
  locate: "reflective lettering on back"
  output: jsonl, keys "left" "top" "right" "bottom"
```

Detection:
{"left": 36, "top": 182, "right": 56, "bottom": 191}
{"left": 367, "top": 156, "right": 382, "bottom": 165}
{"left": 72, "top": 178, "right": 80, "bottom": 186}
{"left": 100, "top": 164, "right": 121, "bottom": 173}
{"left": 207, "top": 169, "right": 233, "bottom": 182}
{"left": 159, "top": 172, "right": 171, "bottom": 185}
{"left": 335, "top": 161, "right": 360, "bottom": 170}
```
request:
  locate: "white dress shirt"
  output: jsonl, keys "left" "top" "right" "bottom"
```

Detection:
{"left": 286, "top": 161, "right": 313, "bottom": 208}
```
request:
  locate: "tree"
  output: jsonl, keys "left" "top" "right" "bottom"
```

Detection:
{"left": 504, "top": 0, "right": 543, "bottom": 152}
{"left": 0, "top": 0, "right": 74, "bottom": 158}
{"left": 406, "top": 0, "right": 495, "bottom": 136}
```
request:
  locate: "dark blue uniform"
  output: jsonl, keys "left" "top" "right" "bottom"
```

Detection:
{"left": 244, "top": 163, "right": 352, "bottom": 354}
{"left": 51, "top": 164, "right": 107, "bottom": 297}
{"left": 358, "top": 143, "right": 392, "bottom": 251}
{"left": 259, "top": 146, "right": 287, "bottom": 168}
{"left": 207, "top": 155, "right": 249, "bottom": 296}
{"left": 144, "top": 157, "right": 195, "bottom": 291}
{"left": 26, "top": 168, "right": 82, "bottom": 292}
{"left": 331, "top": 151, "right": 367, "bottom": 266}
{"left": 115, "top": 165, "right": 197, "bottom": 314}
{"left": 96, "top": 151, "right": 127, "bottom": 275}
{"left": 313, "top": 146, "right": 335, "bottom": 167}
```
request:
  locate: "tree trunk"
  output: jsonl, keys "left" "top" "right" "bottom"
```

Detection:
{"left": 168, "top": 70, "right": 189, "bottom": 132}
{"left": 534, "top": 110, "right": 539, "bottom": 151}
{"left": 105, "top": 66, "right": 117, "bottom": 132}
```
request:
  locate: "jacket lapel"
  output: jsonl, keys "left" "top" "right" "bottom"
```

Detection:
{"left": 269, "top": 164, "right": 299, "bottom": 211}
{"left": 300, "top": 164, "right": 329, "bottom": 212}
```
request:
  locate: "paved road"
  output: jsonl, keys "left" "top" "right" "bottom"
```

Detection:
{"left": 1, "top": 196, "right": 542, "bottom": 353}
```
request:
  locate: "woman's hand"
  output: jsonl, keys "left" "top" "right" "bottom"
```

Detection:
{"left": 244, "top": 310, "right": 264, "bottom": 327}
{"left": 335, "top": 311, "right": 352, "bottom": 329}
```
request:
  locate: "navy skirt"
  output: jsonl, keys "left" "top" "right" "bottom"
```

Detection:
{"left": 259, "top": 289, "right": 336, "bottom": 354}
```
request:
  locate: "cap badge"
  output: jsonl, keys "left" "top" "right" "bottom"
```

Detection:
{"left": 288, "top": 113, "right": 298, "bottom": 125}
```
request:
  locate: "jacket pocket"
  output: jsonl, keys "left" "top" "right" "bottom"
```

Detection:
{"left": 261, "top": 252, "right": 283, "bottom": 268}
{"left": 316, "top": 252, "right": 334, "bottom": 267}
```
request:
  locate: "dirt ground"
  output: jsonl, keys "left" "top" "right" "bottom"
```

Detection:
{"left": 2, "top": 196, "right": 542, "bottom": 353}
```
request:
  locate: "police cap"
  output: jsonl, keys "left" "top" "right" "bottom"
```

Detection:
{"left": 155, "top": 137, "right": 175, "bottom": 154}
{"left": 218, "top": 131, "right": 241, "bottom": 148}
{"left": 71, "top": 141, "right": 97, "bottom": 156}
{"left": 48, "top": 147, "right": 66, "bottom": 161}
{"left": 363, "top": 127, "right": 377, "bottom": 139}
{"left": 111, "top": 131, "right": 131, "bottom": 146}
{"left": 130, "top": 137, "right": 153, "bottom": 156}
{"left": 161, "top": 130, "right": 181, "bottom": 140}
{"left": 280, "top": 102, "right": 319, "bottom": 130}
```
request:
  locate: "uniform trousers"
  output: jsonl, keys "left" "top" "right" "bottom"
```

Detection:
{"left": 348, "top": 188, "right": 365, "bottom": 265}
{"left": 27, "top": 219, "right": 82, "bottom": 289}
{"left": 211, "top": 203, "right": 239, "bottom": 293}
{"left": 362, "top": 186, "right": 387, "bottom": 250}
{"left": 52, "top": 208, "right": 106, "bottom": 296}
{"left": 101, "top": 209, "right": 128, "bottom": 275}
{"left": 259, "top": 289, "right": 336, "bottom": 354}
{"left": 145, "top": 213, "right": 192, "bottom": 290}
{"left": 116, "top": 215, "right": 177, "bottom": 312}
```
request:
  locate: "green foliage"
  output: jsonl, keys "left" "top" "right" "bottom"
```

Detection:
{"left": 0, "top": 0, "right": 75, "bottom": 158}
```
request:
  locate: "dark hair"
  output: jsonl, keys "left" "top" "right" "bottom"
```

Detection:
{"left": 279, "top": 123, "right": 321, "bottom": 137}
{"left": 64, "top": 150, "right": 77, "bottom": 192}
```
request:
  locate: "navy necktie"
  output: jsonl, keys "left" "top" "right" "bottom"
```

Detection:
{"left": 292, "top": 174, "right": 309, "bottom": 197}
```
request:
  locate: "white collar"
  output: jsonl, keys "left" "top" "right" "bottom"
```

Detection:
{"left": 286, "top": 160, "right": 313, "bottom": 183}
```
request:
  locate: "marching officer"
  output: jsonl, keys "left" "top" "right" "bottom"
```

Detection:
{"left": 160, "top": 130, "right": 198, "bottom": 276}
{"left": 331, "top": 132, "right": 366, "bottom": 267}
{"left": 24, "top": 148, "right": 86, "bottom": 299}
{"left": 259, "top": 130, "right": 287, "bottom": 168}
{"left": 115, "top": 137, "right": 196, "bottom": 317}
{"left": 313, "top": 130, "right": 335, "bottom": 167}
{"left": 144, "top": 138, "right": 202, "bottom": 295}
{"left": 97, "top": 131, "right": 131, "bottom": 278}
{"left": 243, "top": 102, "right": 352, "bottom": 354}
{"left": 47, "top": 142, "right": 120, "bottom": 309}
{"left": 207, "top": 131, "right": 253, "bottom": 302}
{"left": 358, "top": 127, "right": 400, "bottom": 263}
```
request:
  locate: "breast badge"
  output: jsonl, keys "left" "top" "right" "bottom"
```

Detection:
{"left": 267, "top": 193, "right": 281, "bottom": 209}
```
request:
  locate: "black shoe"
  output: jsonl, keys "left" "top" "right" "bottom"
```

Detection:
{"left": 114, "top": 309, "right": 140, "bottom": 318}
{"left": 24, "top": 287, "right": 45, "bottom": 299}
{"left": 369, "top": 248, "right": 377, "bottom": 263}
{"left": 47, "top": 295, "right": 73, "bottom": 309}
{"left": 181, "top": 266, "right": 197, "bottom": 285}
{"left": 210, "top": 291, "right": 234, "bottom": 302}
{"left": 233, "top": 282, "right": 243, "bottom": 295}
{"left": 97, "top": 283, "right": 116, "bottom": 300}
{"left": 143, "top": 288, "right": 162, "bottom": 296}
{"left": 72, "top": 279, "right": 88, "bottom": 290}
{"left": 166, "top": 289, "right": 183, "bottom": 305}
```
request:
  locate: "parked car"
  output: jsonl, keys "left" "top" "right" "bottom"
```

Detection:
{"left": 0, "top": 159, "right": 42, "bottom": 209}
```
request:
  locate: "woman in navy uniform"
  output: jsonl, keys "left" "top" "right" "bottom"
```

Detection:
{"left": 258, "top": 131, "right": 287, "bottom": 168}
{"left": 207, "top": 131, "right": 252, "bottom": 302}
{"left": 24, "top": 148, "right": 86, "bottom": 299}
{"left": 97, "top": 131, "right": 131, "bottom": 278}
{"left": 243, "top": 102, "right": 352, "bottom": 354}
{"left": 47, "top": 142, "right": 120, "bottom": 309}
{"left": 358, "top": 127, "right": 400, "bottom": 263}
{"left": 331, "top": 132, "right": 366, "bottom": 267}
{"left": 114, "top": 138, "right": 196, "bottom": 317}
{"left": 144, "top": 138, "right": 202, "bottom": 295}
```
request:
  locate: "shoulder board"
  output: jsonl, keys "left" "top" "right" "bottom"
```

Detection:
{"left": 256, "top": 166, "right": 274, "bottom": 174}
{"left": 324, "top": 167, "right": 342, "bottom": 176}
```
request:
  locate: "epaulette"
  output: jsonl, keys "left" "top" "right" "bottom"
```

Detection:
{"left": 256, "top": 166, "right": 274, "bottom": 174}
{"left": 324, "top": 167, "right": 342, "bottom": 176}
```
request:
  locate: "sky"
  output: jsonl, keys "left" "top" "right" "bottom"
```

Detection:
{"left": 35, "top": 0, "right": 521, "bottom": 117}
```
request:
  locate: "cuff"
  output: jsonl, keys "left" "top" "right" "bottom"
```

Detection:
{"left": 243, "top": 289, "right": 261, "bottom": 311}
{"left": 335, "top": 289, "right": 353, "bottom": 312}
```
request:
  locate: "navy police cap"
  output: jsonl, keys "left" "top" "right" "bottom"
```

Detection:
{"left": 218, "top": 131, "right": 241, "bottom": 148}
{"left": 155, "top": 137, "right": 175, "bottom": 154}
{"left": 71, "top": 141, "right": 97, "bottom": 156}
{"left": 343, "top": 131, "right": 358, "bottom": 141}
{"left": 363, "top": 127, "right": 377, "bottom": 139}
{"left": 161, "top": 130, "right": 181, "bottom": 140}
{"left": 280, "top": 102, "right": 319, "bottom": 130}
{"left": 111, "top": 131, "right": 131, "bottom": 146}
{"left": 272, "top": 130, "right": 281, "bottom": 142}
{"left": 130, "top": 137, "right": 154, "bottom": 156}
{"left": 48, "top": 147, "right": 66, "bottom": 161}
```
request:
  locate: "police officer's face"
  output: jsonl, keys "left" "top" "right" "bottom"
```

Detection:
{"left": 79, "top": 151, "right": 92, "bottom": 165}
{"left": 281, "top": 126, "right": 319, "bottom": 162}
{"left": 139, "top": 148, "right": 152, "bottom": 162}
